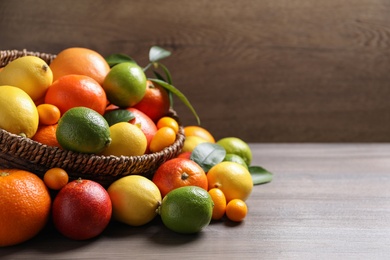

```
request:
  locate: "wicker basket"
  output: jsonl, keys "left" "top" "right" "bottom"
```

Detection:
{"left": 0, "top": 49, "right": 185, "bottom": 187}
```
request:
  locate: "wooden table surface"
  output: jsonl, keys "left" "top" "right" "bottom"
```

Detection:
{"left": 1, "top": 144, "right": 390, "bottom": 259}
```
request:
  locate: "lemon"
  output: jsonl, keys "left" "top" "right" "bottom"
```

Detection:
{"left": 101, "top": 122, "right": 147, "bottom": 157}
{"left": 158, "top": 186, "right": 213, "bottom": 234}
{"left": 223, "top": 153, "right": 248, "bottom": 169}
{"left": 181, "top": 135, "right": 208, "bottom": 153}
{"left": 102, "top": 62, "right": 147, "bottom": 107}
{"left": 0, "top": 85, "right": 39, "bottom": 138}
{"left": 216, "top": 137, "right": 253, "bottom": 166}
{"left": 56, "top": 107, "right": 111, "bottom": 154}
{"left": 107, "top": 175, "right": 162, "bottom": 226}
{"left": 207, "top": 161, "right": 253, "bottom": 202}
{"left": 0, "top": 56, "right": 53, "bottom": 101}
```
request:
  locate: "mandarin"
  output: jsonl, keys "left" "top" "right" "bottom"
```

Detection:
{"left": 44, "top": 74, "right": 107, "bottom": 115}
{"left": 152, "top": 158, "right": 208, "bottom": 198}
{"left": 49, "top": 47, "right": 110, "bottom": 85}
{"left": 32, "top": 124, "right": 61, "bottom": 148}
{"left": 0, "top": 169, "right": 51, "bottom": 247}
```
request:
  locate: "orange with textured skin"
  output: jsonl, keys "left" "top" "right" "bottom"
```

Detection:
{"left": 32, "top": 124, "right": 61, "bottom": 148}
{"left": 152, "top": 158, "right": 208, "bottom": 198}
{"left": 0, "top": 169, "right": 51, "bottom": 247}
{"left": 44, "top": 74, "right": 107, "bottom": 115}
{"left": 49, "top": 47, "right": 110, "bottom": 85}
{"left": 43, "top": 168, "right": 69, "bottom": 190}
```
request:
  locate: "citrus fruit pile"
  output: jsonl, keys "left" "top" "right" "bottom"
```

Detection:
{"left": 0, "top": 46, "right": 273, "bottom": 246}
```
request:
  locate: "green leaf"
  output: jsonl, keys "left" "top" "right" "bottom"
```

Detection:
{"left": 249, "top": 166, "right": 273, "bottom": 185}
{"left": 191, "top": 143, "right": 226, "bottom": 172}
{"left": 149, "top": 46, "right": 172, "bottom": 62}
{"left": 155, "top": 62, "right": 173, "bottom": 85}
{"left": 103, "top": 109, "right": 135, "bottom": 126}
{"left": 105, "top": 54, "right": 136, "bottom": 68}
{"left": 149, "top": 78, "right": 200, "bottom": 125}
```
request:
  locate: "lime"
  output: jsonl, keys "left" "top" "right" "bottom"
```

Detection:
{"left": 102, "top": 62, "right": 147, "bottom": 107}
{"left": 101, "top": 122, "right": 147, "bottom": 157}
{"left": 0, "top": 56, "right": 53, "bottom": 101}
{"left": 56, "top": 107, "right": 111, "bottom": 154}
{"left": 158, "top": 186, "right": 214, "bottom": 234}
{"left": 216, "top": 137, "right": 252, "bottom": 166}
{"left": 223, "top": 153, "right": 248, "bottom": 169}
{"left": 0, "top": 85, "right": 39, "bottom": 138}
{"left": 107, "top": 175, "right": 162, "bottom": 226}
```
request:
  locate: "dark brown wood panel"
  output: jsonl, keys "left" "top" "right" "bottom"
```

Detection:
{"left": 1, "top": 0, "right": 390, "bottom": 142}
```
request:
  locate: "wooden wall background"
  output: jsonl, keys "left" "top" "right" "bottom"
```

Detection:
{"left": 1, "top": 0, "right": 390, "bottom": 142}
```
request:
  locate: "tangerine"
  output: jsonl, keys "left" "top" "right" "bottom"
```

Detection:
{"left": 49, "top": 47, "right": 110, "bottom": 85}
{"left": 45, "top": 74, "right": 107, "bottom": 115}
{"left": 149, "top": 126, "right": 176, "bottom": 153}
{"left": 37, "top": 103, "right": 61, "bottom": 125}
{"left": 132, "top": 80, "right": 170, "bottom": 122}
{"left": 43, "top": 168, "right": 69, "bottom": 190}
{"left": 0, "top": 169, "right": 51, "bottom": 247}
{"left": 225, "top": 199, "right": 248, "bottom": 222}
{"left": 32, "top": 124, "right": 61, "bottom": 148}
{"left": 208, "top": 188, "right": 227, "bottom": 220}
{"left": 156, "top": 116, "right": 179, "bottom": 134}
{"left": 152, "top": 158, "right": 208, "bottom": 198}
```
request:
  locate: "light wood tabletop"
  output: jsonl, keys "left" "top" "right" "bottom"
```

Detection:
{"left": 1, "top": 143, "right": 390, "bottom": 259}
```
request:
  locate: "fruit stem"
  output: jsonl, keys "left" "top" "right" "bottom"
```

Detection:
{"left": 181, "top": 172, "right": 189, "bottom": 181}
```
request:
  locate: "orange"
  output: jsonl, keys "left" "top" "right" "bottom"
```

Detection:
{"left": 184, "top": 126, "right": 215, "bottom": 143}
{"left": 37, "top": 103, "right": 61, "bottom": 125}
{"left": 208, "top": 188, "right": 227, "bottom": 220}
{"left": 43, "top": 168, "right": 69, "bottom": 190}
{"left": 152, "top": 158, "right": 208, "bottom": 198}
{"left": 157, "top": 116, "right": 179, "bottom": 134}
{"left": 225, "top": 199, "right": 248, "bottom": 222}
{"left": 49, "top": 47, "right": 110, "bottom": 85}
{"left": 149, "top": 126, "right": 176, "bottom": 153}
{"left": 31, "top": 124, "right": 61, "bottom": 148}
{"left": 44, "top": 74, "right": 107, "bottom": 115}
{"left": 0, "top": 169, "right": 51, "bottom": 247}
{"left": 132, "top": 80, "right": 170, "bottom": 122}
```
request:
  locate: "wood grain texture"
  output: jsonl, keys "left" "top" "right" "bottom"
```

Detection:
{"left": 1, "top": 1, "right": 390, "bottom": 142}
{"left": 1, "top": 144, "right": 390, "bottom": 259}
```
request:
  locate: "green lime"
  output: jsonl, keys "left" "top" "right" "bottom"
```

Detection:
{"left": 216, "top": 137, "right": 252, "bottom": 166}
{"left": 102, "top": 62, "right": 147, "bottom": 107}
{"left": 158, "top": 186, "right": 214, "bottom": 234}
{"left": 56, "top": 107, "right": 111, "bottom": 154}
{"left": 223, "top": 153, "right": 248, "bottom": 169}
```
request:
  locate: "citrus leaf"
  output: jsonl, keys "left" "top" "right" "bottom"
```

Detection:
{"left": 103, "top": 109, "right": 135, "bottom": 126}
{"left": 149, "top": 78, "right": 200, "bottom": 125}
{"left": 105, "top": 54, "right": 136, "bottom": 68}
{"left": 248, "top": 166, "right": 273, "bottom": 185}
{"left": 149, "top": 46, "right": 172, "bottom": 62}
{"left": 190, "top": 143, "right": 226, "bottom": 172}
{"left": 155, "top": 62, "right": 173, "bottom": 84}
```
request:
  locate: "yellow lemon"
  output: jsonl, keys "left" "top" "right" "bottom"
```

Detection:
{"left": 0, "top": 56, "right": 53, "bottom": 101}
{"left": 0, "top": 85, "right": 39, "bottom": 138}
{"left": 107, "top": 175, "right": 162, "bottom": 226}
{"left": 207, "top": 161, "right": 253, "bottom": 202}
{"left": 101, "top": 122, "right": 147, "bottom": 157}
{"left": 181, "top": 135, "right": 208, "bottom": 153}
